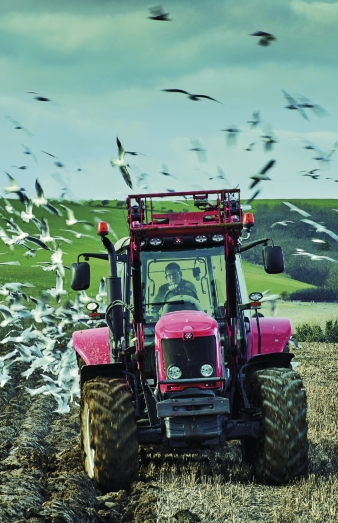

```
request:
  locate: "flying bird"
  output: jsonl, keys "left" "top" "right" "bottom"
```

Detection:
{"left": 189, "top": 139, "right": 207, "bottom": 162}
{"left": 221, "top": 126, "right": 240, "bottom": 147}
{"left": 33, "top": 179, "right": 62, "bottom": 215}
{"left": 250, "top": 30, "right": 276, "bottom": 46}
{"left": 312, "top": 141, "right": 338, "bottom": 168}
{"left": 260, "top": 124, "right": 278, "bottom": 152}
{"left": 301, "top": 171, "right": 320, "bottom": 180}
{"left": 4, "top": 115, "right": 33, "bottom": 136}
{"left": 301, "top": 139, "right": 317, "bottom": 151}
{"left": 59, "top": 204, "right": 94, "bottom": 227}
{"left": 247, "top": 111, "right": 261, "bottom": 128}
{"left": 244, "top": 142, "right": 257, "bottom": 152}
{"left": 41, "top": 150, "right": 56, "bottom": 157}
{"left": 148, "top": 5, "right": 171, "bottom": 21}
{"left": 110, "top": 136, "right": 133, "bottom": 189}
{"left": 160, "top": 164, "right": 176, "bottom": 178}
{"left": 292, "top": 250, "right": 337, "bottom": 262}
{"left": 209, "top": 166, "right": 231, "bottom": 187}
{"left": 3, "top": 172, "right": 25, "bottom": 194}
{"left": 26, "top": 91, "right": 53, "bottom": 102}
{"left": 270, "top": 220, "right": 295, "bottom": 228}
{"left": 249, "top": 159, "right": 276, "bottom": 189}
{"left": 162, "top": 89, "right": 222, "bottom": 103}
{"left": 22, "top": 144, "right": 37, "bottom": 163}
{"left": 282, "top": 90, "right": 308, "bottom": 120}
{"left": 311, "top": 238, "right": 327, "bottom": 244}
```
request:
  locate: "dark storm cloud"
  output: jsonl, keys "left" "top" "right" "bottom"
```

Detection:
{"left": 0, "top": 0, "right": 337, "bottom": 97}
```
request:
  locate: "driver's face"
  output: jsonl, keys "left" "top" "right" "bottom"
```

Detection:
{"left": 165, "top": 269, "right": 182, "bottom": 285}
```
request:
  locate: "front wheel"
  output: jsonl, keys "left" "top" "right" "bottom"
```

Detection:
{"left": 81, "top": 377, "right": 139, "bottom": 490}
{"left": 244, "top": 367, "right": 308, "bottom": 485}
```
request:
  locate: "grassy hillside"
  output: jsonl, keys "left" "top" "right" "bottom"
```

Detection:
{"left": 242, "top": 260, "right": 315, "bottom": 296}
{"left": 0, "top": 197, "right": 317, "bottom": 306}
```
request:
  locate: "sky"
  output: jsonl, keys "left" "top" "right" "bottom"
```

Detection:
{"left": 1, "top": 0, "right": 338, "bottom": 203}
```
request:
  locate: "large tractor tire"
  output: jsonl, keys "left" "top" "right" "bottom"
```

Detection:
{"left": 81, "top": 377, "right": 139, "bottom": 491}
{"left": 244, "top": 367, "right": 308, "bottom": 485}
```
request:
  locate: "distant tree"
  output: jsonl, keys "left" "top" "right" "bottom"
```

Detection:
{"left": 324, "top": 263, "right": 338, "bottom": 292}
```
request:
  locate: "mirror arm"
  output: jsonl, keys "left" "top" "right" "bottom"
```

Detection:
{"left": 238, "top": 237, "right": 271, "bottom": 253}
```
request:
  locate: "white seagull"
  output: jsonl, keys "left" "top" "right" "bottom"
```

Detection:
{"left": 59, "top": 204, "right": 94, "bottom": 227}
{"left": 110, "top": 136, "right": 133, "bottom": 189}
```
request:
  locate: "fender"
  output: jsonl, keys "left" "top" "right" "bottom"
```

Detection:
{"left": 248, "top": 317, "right": 292, "bottom": 358}
{"left": 72, "top": 327, "right": 110, "bottom": 365}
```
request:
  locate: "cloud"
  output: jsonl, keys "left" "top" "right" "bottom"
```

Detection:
{"left": 291, "top": 0, "right": 338, "bottom": 23}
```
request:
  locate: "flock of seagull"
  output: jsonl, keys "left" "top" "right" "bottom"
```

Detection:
{"left": 0, "top": 174, "right": 112, "bottom": 412}
{"left": 0, "top": 294, "right": 107, "bottom": 412}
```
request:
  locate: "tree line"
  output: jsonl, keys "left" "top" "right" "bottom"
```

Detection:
{"left": 241, "top": 201, "right": 338, "bottom": 300}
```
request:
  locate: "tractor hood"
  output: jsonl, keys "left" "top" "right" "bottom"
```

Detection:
{"left": 155, "top": 310, "right": 219, "bottom": 340}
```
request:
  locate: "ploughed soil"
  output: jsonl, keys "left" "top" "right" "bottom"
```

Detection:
{"left": 0, "top": 341, "right": 337, "bottom": 523}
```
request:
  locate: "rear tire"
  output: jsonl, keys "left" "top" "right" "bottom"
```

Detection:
{"left": 81, "top": 377, "right": 138, "bottom": 491}
{"left": 244, "top": 368, "right": 308, "bottom": 485}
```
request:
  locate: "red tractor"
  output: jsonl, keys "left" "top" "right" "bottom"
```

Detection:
{"left": 70, "top": 189, "right": 308, "bottom": 491}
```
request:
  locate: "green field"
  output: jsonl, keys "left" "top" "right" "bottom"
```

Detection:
{"left": 0, "top": 198, "right": 316, "bottom": 305}
{"left": 242, "top": 260, "right": 314, "bottom": 296}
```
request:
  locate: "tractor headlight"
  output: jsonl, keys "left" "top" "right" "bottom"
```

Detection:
{"left": 167, "top": 365, "right": 182, "bottom": 380}
{"left": 149, "top": 238, "right": 163, "bottom": 247}
{"left": 211, "top": 234, "right": 223, "bottom": 243}
{"left": 200, "top": 364, "right": 213, "bottom": 377}
{"left": 195, "top": 235, "right": 208, "bottom": 244}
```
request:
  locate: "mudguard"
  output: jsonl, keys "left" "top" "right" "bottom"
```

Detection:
{"left": 248, "top": 317, "right": 292, "bottom": 358}
{"left": 72, "top": 327, "right": 110, "bottom": 365}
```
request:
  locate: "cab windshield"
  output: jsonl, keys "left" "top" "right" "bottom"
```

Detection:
{"left": 141, "top": 245, "right": 225, "bottom": 320}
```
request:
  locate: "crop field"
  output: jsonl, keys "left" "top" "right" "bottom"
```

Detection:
{"left": 0, "top": 338, "right": 337, "bottom": 522}
{"left": 261, "top": 301, "right": 338, "bottom": 330}
{"left": 1, "top": 198, "right": 337, "bottom": 522}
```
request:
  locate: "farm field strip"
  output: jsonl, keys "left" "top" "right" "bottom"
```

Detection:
{"left": 0, "top": 341, "right": 337, "bottom": 522}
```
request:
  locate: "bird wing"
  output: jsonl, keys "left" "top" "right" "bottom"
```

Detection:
{"left": 282, "top": 90, "right": 296, "bottom": 105}
{"left": 120, "top": 165, "right": 133, "bottom": 189}
{"left": 301, "top": 218, "right": 321, "bottom": 227}
{"left": 162, "top": 89, "right": 189, "bottom": 95}
{"left": 291, "top": 205, "right": 310, "bottom": 217}
{"left": 116, "top": 136, "right": 124, "bottom": 160}
{"left": 297, "top": 106, "right": 309, "bottom": 120}
{"left": 321, "top": 228, "right": 338, "bottom": 242}
{"left": 60, "top": 204, "right": 74, "bottom": 222}
{"left": 251, "top": 31, "right": 272, "bottom": 37}
{"left": 44, "top": 202, "right": 62, "bottom": 216}
{"left": 249, "top": 179, "right": 259, "bottom": 189}
{"left": 26, "top": 236, "right": 50, "bottom": 250}
{"left": 196, "top": 95, "right": 221, "bottom": 103}
{"left": 260, "top": 159, "right": 276, "bottom": 174}
{"left": 35, "top": 179, "right": 44, "bottom": 198}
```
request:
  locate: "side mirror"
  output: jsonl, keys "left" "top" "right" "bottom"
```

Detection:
{"left": 262, "top": 245, "right": 284, "bottom": 274}
{"left": 71, "top": 262, "right": 90, "bottom": 290}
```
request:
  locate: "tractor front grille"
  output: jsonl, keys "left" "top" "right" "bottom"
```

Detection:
{"left": 162, "top": 335, "right": 216, "bottom": 379}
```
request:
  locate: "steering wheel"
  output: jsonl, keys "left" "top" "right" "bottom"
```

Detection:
{"left": 161, "top": 294, "right": 203, "bottom": 315}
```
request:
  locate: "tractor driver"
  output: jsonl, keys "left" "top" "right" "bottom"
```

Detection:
{"left": 153, "top": 262, "right": 198, "bottom": 305}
